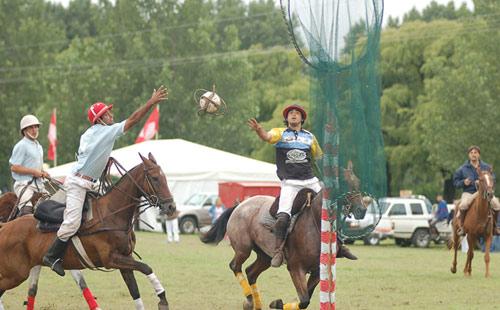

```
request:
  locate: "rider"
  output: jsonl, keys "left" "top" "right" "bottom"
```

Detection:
{"left": 43, "top": 86, "right": 169, "bottom": 276}
{"left": 247, "top": 104, "right": 357, "bottom": 268}
{"left": 429, "top": 194, "right": 449, "bottom": 239}
{"left": 9, "top": 114, "right": 49, "bottom": 216}
{"left": 453, "top": 145, "right": 500, "bottom": 236}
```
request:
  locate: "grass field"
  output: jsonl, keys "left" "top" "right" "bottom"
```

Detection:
{"left": 2, "top": 232, "right": 500, "bottom": 309}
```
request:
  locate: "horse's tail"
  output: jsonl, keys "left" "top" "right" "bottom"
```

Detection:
{"left": 200, "top": 205, "right": 237, "bottom": 245}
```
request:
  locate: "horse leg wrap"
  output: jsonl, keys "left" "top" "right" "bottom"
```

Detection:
{"left": 236, "top": 273, "right": 252, "bottom": 297}
{"left": 26, "top": 296, "right": 35, "bottom": 310}
{"left": 251, "top": 284, "right": 262, "bottom": 309}
{"left": 0, "top": 299, "right": 4, "bottom": 310}
{"left": 82, "top": 288, "right": 99, "bottom": 310}
{"left": 134, "top": 298, "right": 145, "bottom": 310}
{"left": 146, "top": 273, "right": 166, "bottom": 296}
{"left": 283, "top": 302, "right": 300, "bottom": 310}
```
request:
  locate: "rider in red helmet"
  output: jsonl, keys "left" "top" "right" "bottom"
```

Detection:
{"left": 248, "top": 104, "right": 357, "bottom": 267}
{"left": 43, "top": 86, "right": 169, "bottom": 278}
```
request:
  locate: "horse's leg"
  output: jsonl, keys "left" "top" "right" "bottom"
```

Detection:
{"left": 245, "top": 250, "right": 271, "bottom": 310}
{"left": 464, "top": 234, "right": 474, "bottom": 276}
{"left": 108, "top": 254, "right": 168, "bottom": 310}
{"left": 484, "top": 234, "right": 492, "bottom": 277}
{"left": 120, "top": 269, "right": 145, "bottom": 310}
{"left": 0, "top": 290, "right": 4, "bottom": 310}
{"left": 229, "top": 248, "right": 253, "bottom": 310}
{"left": 306, "top": 268, "right": 320, "bottom": 300}
{"left": 69, "top": 270, "right": 101, "bottom": 310}
{"left": 25, "top": 266, "right": 42, "bottom": 310}
{"left": 270, "top": 268, "right": 309, "bottom": 309}
{"left": 450, "top": 221, "right": 459, "bottom": 274}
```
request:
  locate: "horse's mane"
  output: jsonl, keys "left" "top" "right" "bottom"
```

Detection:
{"left": 100, "top": 162, "right": 145, "bottom": 196}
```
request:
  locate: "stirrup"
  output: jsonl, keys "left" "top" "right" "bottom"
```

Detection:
{"left": 271, "top": 251, "right": 284, "bottom": 268}
{"left": 43, "top": 257, "right": 65, "bottom": 276}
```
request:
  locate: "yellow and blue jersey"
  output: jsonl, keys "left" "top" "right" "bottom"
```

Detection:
{"left": 268, "top": 128, "right": 323, "bottom": 180}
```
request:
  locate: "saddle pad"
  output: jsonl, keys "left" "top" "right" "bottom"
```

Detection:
{"left": 34, "top": 192, "right": 96, "bottom": 224}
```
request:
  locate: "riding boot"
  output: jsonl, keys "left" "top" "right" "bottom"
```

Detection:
{"left": 42, "top": 238, "right": 68, "bottom": 276}
{"left": 494, "top": 210, "right": 500, "bottom": 236}
{"left": 337, "top": 237, "right": 358, "bottom": 260}
{"left": 271, "top": 213, "right": 290, "bottom": 268}
{"left": 457, "top": 209, "right": 467, "bottom": 236}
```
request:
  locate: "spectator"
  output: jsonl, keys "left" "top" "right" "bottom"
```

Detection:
{"left": 209, "top": 197, "right": 225, "bottom": 224}
{"left": 165, "top": 210, "right": 180, "bottom": 243}
{"left": 429, "top": 194, "right": 449, "bottom": 240}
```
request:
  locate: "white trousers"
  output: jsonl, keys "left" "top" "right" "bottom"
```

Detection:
{"left": 57, "top": 174, "right": 94, "bottom": 242}
{"left": 13, "top": 181, "right": 44, "bottom": 209}
{"left": 278, "top": 177, "right": 322, "bottom": 215}
{"left": 165, "top": 218, "right": 180, "bottom": 242}
{"left": 458, "top": 192, "right": 500, "bottom": 211}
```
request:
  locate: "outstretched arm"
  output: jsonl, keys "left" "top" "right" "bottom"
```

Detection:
{"left": 124, "top": 86, "right": 168, "bottom": 132}
{"left": 247, "top": 118, "right": 271, "bottom": 142}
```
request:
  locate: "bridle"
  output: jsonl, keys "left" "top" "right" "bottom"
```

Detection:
{"left": 477, "top": 171, "right": 494, "bottom": 203}
{"left": 99, "top": 157, "right": 174, "bottom": 217}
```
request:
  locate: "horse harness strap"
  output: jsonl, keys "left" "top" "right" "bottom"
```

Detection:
{"left": 71, "top": 236, "right": 113, "bottom": 272}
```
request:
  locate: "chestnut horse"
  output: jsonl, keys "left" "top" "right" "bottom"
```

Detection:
{"left": 450, "top": 168, "right": 495, "bottom": 277}
{"left": 0, "top": 192, "right": 17, "bottom": 223}
{"left": 0, "top": 191, "right": 100, "bottom": 310}
{"left": 202, "top": 187, "right": 366, "bottom": 310}
{"left": 0, "top": 153, "right": 176, "bottom": 310}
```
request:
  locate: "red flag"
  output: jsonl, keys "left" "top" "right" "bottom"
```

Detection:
{"left": 135, "top": 106, "right": 159, "bottom": 143}
{"left": 48, "top": 109, "right": 57, "bottom": 162}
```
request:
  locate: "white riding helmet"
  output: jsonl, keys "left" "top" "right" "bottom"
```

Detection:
{"left": 20, "top": 114, "right": 41, "bottom": 133}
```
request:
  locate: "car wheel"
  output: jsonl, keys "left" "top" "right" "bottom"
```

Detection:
{"left": 412, "top": 229, "right": 431, "bottom": 248}
{"left": 363, "top": 234, "right": 380, "bottom": 246}
{"left": 179, "top": 217, "right": 197, "bottom": 234}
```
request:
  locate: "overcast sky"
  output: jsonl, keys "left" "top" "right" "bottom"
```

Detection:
{"left": 50, "top": 0, "right": 475, "bottom": 23}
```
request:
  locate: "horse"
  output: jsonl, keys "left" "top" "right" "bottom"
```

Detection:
{"left": 0, "top": 190, "right": 101, "bottom": 310}
{"left": 450, "top": 167, "right": 495, "bottom": 277}
{"left": 0, "top": 192, "right": 17, "bottom": 223}
{"left": 201, "top": 187, "right": 365, "bottom": 310}
{"left": 0, "top": 153, "right": 176, "bottom": 310}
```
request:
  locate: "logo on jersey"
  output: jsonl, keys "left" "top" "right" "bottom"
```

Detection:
{"left": 286, "top": 149, "right": 307, "bottom": 163}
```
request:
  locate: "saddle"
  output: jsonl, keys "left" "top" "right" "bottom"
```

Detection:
{"left": 34, "top": 190, "right": 98, "bottom": 232}
{"left": 269, "top": 189, "right": 317, "bottom": 218}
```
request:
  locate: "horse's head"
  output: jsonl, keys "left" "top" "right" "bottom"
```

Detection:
{"left": 477, "top": 167, "right": 495, "bottom": 202}
{"left": 139, "top": 152, "right": 176, "bottom": 216}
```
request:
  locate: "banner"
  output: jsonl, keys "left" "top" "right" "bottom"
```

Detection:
{"left": 135, "top": 106, "right": 159, "bottom": 143}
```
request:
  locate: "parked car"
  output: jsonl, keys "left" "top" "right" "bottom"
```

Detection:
{"left": 157, "top": 192, "right": 218, "bottom": 234}
{"left": 387, "top": 197, "right": 453, "bottom": 248}
{"left": 344, "top": 198, "right": 393, "bottom": 245}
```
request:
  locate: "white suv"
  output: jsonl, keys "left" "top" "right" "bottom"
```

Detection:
{"left": 382, "top": 197, "right": 453, "bottom": 248}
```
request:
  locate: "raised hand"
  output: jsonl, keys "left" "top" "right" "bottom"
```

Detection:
{"left": 149, "top": 85, "right": 169, "bottom": 105}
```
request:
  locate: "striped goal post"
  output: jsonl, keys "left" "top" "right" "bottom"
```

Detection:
{"left": 320, "top": 196, "right": 336, "bottom": 310}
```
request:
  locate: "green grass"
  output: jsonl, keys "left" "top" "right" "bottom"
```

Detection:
{"left": 2, "top": 233, "right": 500, "bottom": 309}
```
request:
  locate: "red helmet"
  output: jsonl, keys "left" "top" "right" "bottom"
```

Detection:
{"left": 88, "top": 102, "right": 113, "bottom": 124}
{"left": 283, "top": 104, "right": 307, "bottom": 121}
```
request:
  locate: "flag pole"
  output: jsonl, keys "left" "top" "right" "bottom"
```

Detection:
{"left": 53, "top": 108, "right": 57, "bottom": 167}
{"left": 155, "top": 105, "right": 159, "bottom": 140}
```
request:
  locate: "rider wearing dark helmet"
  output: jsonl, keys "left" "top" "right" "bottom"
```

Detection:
{"left": 248, "top": 104, "right": 357, "bottom": 267}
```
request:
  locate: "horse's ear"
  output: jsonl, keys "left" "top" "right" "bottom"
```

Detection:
{"left": 148, "top": 152, "right": 157, "bottom": 164}
{"left": 347, "top": 160, "right": 353, "bottom": 171}
{"left": 139, "top": 152, "right": 147, "bottom": 163}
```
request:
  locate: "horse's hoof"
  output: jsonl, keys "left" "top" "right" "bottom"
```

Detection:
{"left": 450, "top": 267, "right": 456, "bottom": 274}
{"left": 158, "top": 302, "right": 169, "bottom": 310}
{"left": 243, "top": 300, "right": 253, "bottom": 310}
{"left": 269, "top": 299, "right": 284, "bottom": 309}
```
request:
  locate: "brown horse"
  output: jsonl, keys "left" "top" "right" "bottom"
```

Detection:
{"left": 201, "top": 189, "right": 330, "bottom": 310}
{"left": 0, "top": 153, "right": 176, "bottom": 310}
{"left": 0, "top": 192, "right": 17, "bottom": 223}
{"left": 450, "top": 167, "right": 495, "bottom": 277}
{"left": 0, "top": 191, "right": 100, "bottom": 309}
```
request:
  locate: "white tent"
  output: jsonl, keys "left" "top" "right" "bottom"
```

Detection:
{"left": 47, "top": 139, "right": 279, "bottom": 231}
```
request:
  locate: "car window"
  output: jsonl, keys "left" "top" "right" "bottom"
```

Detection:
{"left": 185, "top": 194, "right": 207, "bottom": 206}
{"left": 379, "top": 201, "right": 390, "bottom": 214}
{"left": 388, "top": 203, "right": 406, "bottom": 216}
{"left": 410, "top": 203, "right": 424, "bottom": 215}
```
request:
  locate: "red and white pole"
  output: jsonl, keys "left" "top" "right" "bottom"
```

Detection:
{"left": 320, "top": 196, "right": 336, "bottom": 310}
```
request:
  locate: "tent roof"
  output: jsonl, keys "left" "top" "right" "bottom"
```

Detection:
{"left": 47, "top": 139, "right": 279, "bottom": 182}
